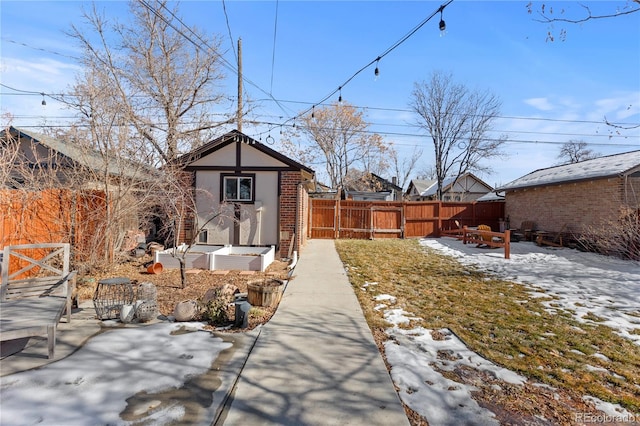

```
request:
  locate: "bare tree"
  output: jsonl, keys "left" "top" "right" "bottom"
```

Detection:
{"left": 280, "top": 102, "right": 395, "bottom": 190}
{"left": 526, "top": 1, "right": 640, "bottom": 42}
{"left": 20, "top": 0, "right": 238, "bottom": 271}
{"left": 410, "top": 71, "right": 505, "bottom": 201}
{"left": 391, "top": 145, "right": 423, "bottom": 190}
{"left": 416, "top": 165, "right": 437, "bottom": 181}
{"left": 65, "top": 0, "right": 231, "bottom": 165}
{"left": 153, "top": 166, "right": 229, "bottom": 288}
{"left": 556, "top": 140, "right": 600, "bottom": 164}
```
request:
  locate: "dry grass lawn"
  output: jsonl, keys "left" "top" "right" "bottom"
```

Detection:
{"left": 335, "top": 238, "right": 640, "bottom": 422}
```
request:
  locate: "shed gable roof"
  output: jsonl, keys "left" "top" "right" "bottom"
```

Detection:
{"left": 175, "top": 130, "right": 314, "bottom": 174}
{"left": 497, "top": 150, "right": 640, "bottom": 191}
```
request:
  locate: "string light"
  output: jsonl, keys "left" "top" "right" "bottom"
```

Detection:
{"left": 41, "top": 93, "right": 46, "bottom": 106}
{"left": 256, "top": 0, "right": 454, "bottom": 138}
{"left": 439, "top": 9, "right": 446, "bottom": 36}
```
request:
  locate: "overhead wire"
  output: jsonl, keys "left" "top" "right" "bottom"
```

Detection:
{"left": 149, "top": 0, "right": 293, "bottom": 118}
{"left": 270, "top": 0, "right": 280, "bottom": 95}
{"left": 221, "top": 0, "right": 237, "bottom": 63}
{"left": 1, "top": 37, "right": 81, "bottom": 61}
{"left": 4, "top": 80, "right": 639, "bottom": 141}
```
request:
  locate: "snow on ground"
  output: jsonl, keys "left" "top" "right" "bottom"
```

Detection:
{"left": 420, "top": 238, "right": 640, "bottom": 345}
{"left": 0, "top": 322, "right": 231, "bottom": 426}
{"left": 374, "top": 237, "right": 640, "bottom": 426}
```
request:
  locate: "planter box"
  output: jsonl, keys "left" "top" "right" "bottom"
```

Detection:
{"left": 211, "top": 245, "right": 276, "bottom": 272}
{"left": 153, "top": 244, "right": 275, "bottom": 272}
{"left": 153, "top": 244, "right": 221, "bottom": 270}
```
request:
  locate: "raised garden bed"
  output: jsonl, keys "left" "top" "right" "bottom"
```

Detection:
{"left": 153, "top": 244, "right": 275, "bottom": 272}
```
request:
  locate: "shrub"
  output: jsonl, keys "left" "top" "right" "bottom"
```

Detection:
{"left": 578, "top": 207, "right": 640, "bottom": 261}
{"left": 199, "top": 288, "right": 231, "bottom": 325}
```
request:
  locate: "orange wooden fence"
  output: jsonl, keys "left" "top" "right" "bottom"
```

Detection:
{"left": 0, "top": 189, "right": 106, "bottom": 261}
{"left": 309, "top": 199, "right": 505, "bottom": 239}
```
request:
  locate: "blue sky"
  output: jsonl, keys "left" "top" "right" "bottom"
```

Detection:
{"left": 1, "top": 1, "right": 639, "bottom": 186}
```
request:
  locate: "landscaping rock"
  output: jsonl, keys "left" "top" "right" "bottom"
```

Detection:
{"left": 173, "top": 300, "right": 198, "bottom": 322}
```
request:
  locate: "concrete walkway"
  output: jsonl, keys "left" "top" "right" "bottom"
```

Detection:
{"left": 218, "top": 239, "right": 410, "bottom": 426}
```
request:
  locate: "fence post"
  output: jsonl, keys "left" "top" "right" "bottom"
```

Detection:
{"left": 436, "top": 202, "right": 442, "bottom": 237}
{"left": 463, "top": 226, "right": 468, "bottom": 245}
{"left": 334, "top": 199, "right": 340, "bottom": 239}
{"left": 504, "top": 229, "right": 510, "bottom": 259}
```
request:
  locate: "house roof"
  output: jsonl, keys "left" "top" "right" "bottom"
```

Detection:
{"left": 174, "top": 129, "right": 315, "bottom": 175}
{"left": 409, "top": 173, "right": 492, "bottom": 197}
{"left": 370, "top": 173, "right": 403, "bottom": 192}
{"left": 407, "top": 179, "right": 437, "bottom": 196}
{"left": 3, "top": 126, "right": 150, "bottom": 180}
{"left": 476, "top": 191, "right": 505, "bottom": 202}
{"left": 497, "top": 150, "right": 640, "bottom": 192}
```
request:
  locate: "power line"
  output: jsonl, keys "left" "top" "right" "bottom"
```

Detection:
{"left": 148, "top": 0, "right": 293, "bottom": 118}
{"left": 14, "top": 120, "right": 637, "bottom": 151}
{"left": 221, "top": 0, "right": 237, "bottom": 63}
{"left": 1, "top": 37, "right": 80, "bottom": 61}
{"left": 270, "top": 0, "right": 280, "bottom": 95}
{"left": 5, "top": 80, "right": 639, "bottom": 138}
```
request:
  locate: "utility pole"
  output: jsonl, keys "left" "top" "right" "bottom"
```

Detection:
{"left": 237, "top": 38, "right": 243, "bottom": 133}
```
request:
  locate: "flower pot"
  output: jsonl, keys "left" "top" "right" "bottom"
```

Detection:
{"left": 247, "top": 279, "right": 284, "bottom": 308}
{"left": 147, "top": 262, "right": 163, "bottom": 274}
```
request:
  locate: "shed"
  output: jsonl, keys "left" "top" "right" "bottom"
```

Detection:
{"left": 174, "top": 130, "right": 315, "bottom": 259}
{"left": 496, "top": 150, "right": 640, "bottom": 235}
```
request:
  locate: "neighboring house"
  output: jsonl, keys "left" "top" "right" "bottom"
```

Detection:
{"left": 0, "top": 126, "right": 148, "bottom": 255}
{"left": 405, "top": 173, "right": 493, "bottom": 202}
{"left": 308, "top": 182, "right": 339, "bottom": 200}
{"left": 496, "top": 150, "right": 640, "bottom": 235}
{"left": 344, "top": 173, "right": 403, "bottom": 201}
{"left": 1, "top": 126, "right": 145, "bottom": 187}
{"left": 476, "top": 191, "right": 505, "bottom": 202}
{"left": 174, "top": 130, "right": 315, "bottom": 259}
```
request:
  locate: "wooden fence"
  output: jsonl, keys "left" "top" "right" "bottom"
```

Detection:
{"left": 308, "top": 199, "right": 505, "bottom": 239}
{"left": 0, "top": 189, "right": 106, "bottom": 262}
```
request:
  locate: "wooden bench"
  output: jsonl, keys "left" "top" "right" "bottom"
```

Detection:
{"left": 461, "top": 226, "right": 511, "bottom": 259}
{"left": 1, "top": 243, "right": 77, "bottom": 359}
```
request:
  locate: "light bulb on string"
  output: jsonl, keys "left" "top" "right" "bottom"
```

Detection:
{"left": 338, "top": 87, "right": 342, "bottom": 103}
{"left": 41, "top": 93, "right": 46, "bottom": 106}
{"left": 311, "top": 106, "right": 315, "bottom": 119}
{"left": 439, "top": 9, "right": 446, "bottom": 37}
{"left": 374, "top": 57, "right": 380, "bottom": 81}
{"left": 266, "top": 134, "right": 275, "bottom": 145}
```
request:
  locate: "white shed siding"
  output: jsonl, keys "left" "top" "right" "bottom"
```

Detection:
{"left": 190, "top": 143, "right": 236, "bottom": 167}
{"left": 240, "top": 143, "right": 287, "bottom": 167}
{"left": 194, "top": 170, "right": 279, "bottom": 246}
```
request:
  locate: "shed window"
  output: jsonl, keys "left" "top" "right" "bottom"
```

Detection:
{"left": 223, "top": 175, "right": 253, "bottom": 201}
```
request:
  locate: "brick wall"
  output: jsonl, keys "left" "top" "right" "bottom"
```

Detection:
{"left": 279, "top": 171, "right": 309, "bottom": 258}
{"left": 505, "top": 177, "right": 639, "bottom": 234}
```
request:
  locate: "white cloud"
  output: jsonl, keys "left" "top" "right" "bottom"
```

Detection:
{"left": 524, "top": 97, "right": 555, "bottom": 111}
